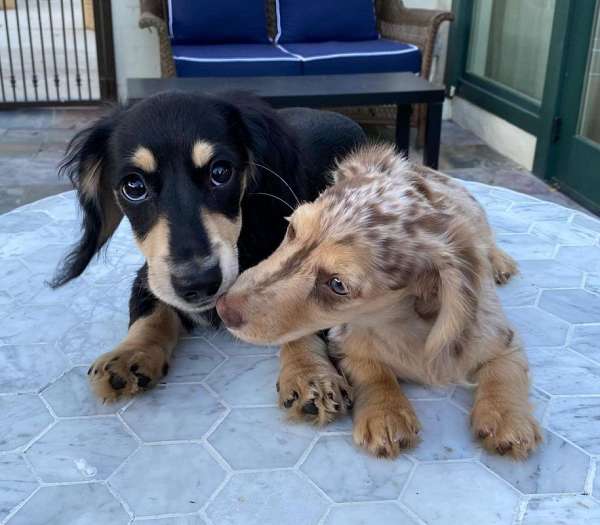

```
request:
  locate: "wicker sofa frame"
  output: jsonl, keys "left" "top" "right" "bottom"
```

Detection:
{"left": 138, "top": 0, "right": 453, "bottom": 127}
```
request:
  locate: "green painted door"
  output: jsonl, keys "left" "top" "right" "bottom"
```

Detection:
{"left": 549, "top": 1, "right": 600, "bottom": 212}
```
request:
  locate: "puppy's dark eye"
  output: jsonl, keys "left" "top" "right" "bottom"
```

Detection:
{"left": 210, "top": 160, "right": 233, "bottom": 187}
{"left": 328, "top": 277, "right": 348, "bottom": 295}
{"left": 121, "top": 174, "right": 148, "bottom": 202}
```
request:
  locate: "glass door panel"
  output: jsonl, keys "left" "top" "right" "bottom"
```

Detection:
{"left": 579, "top": 12, "right": 600, "bottom": 144}
{"left": 466, "top": 0, "right": 556, "bottom": 102}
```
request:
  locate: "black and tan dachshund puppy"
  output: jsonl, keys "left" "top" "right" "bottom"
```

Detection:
{"left": 52, "top": 91, "right": 365, "bottom": 400}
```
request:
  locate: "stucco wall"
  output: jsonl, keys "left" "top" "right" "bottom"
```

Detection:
{"left": 111, "top": 0, "right": 161, "bottom": 100}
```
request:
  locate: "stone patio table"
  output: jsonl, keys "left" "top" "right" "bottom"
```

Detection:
{"left": 1, "top": 183, "right": 600, "bottom": 525}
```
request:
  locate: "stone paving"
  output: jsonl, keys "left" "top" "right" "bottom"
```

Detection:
{"left": 0, "top": 107, "right": 102, "bottom": 214}
{"left": 0, "top": 108, "right": 592, "bottom": 215}
{"left": 1, "top": 181, "right": 600, "bottom": 524}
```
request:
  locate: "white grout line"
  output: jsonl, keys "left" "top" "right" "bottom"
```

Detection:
{"left": 584, "top": 459, "right": 597, "bottom": 495}
{"left": 316, "top": 505, "right": 332, "bottom": 525}
{"left": 200, "top": 470, "right": 233, "bottom": 516}
{"left": 105, "top": 481, "right": 134, "bottom": 520}
{"left": 201, "top": 438, "right": 234, "bottom": 476}
{"left": 546, "top": 393, "right": 600, "bottom": 399}
{"left": 200, "top": 405, "right": 231, "bottom": 445}
{"left": 398, "top": 500, "right": 429, "bottom": 525}
{"left": 477, "top": 460, "right": 528, "bottom": 496}
{"left": 21, "top": 452, "right": 44, "bottom": 485}
{"left": 397, "top": 456, "right": 419, "bottom": 501}
{"left": 293, "top": 433, "right": 320, "bottom": 471}
{"left": 0, "top": 484, "right": 43, "bottom": 525}
{"left": 295, "top": 467, "right": 335, "bottom": 504}
{"left": 513, "top": 496, "right": 530, "bottom": 525}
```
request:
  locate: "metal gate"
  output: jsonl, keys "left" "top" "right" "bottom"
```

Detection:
{"left": 0, "top": 0, "right": 116, "bottom": 106}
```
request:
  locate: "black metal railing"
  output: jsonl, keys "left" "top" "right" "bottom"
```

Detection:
{"left": 0, "top": 0, "right": 114, "bottom": 105}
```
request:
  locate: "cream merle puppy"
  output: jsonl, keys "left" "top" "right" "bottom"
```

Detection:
{"left": 52, "top": 91, "right": 365, "bottom": 400}
{"left": 217, "top": 144, "right": 541, "bottom": 460}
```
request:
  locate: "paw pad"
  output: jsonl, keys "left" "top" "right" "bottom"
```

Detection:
{"left": 302, "top": 401, "right": 319, "bottom": 415}
{"left": 278, "top": 365, "right": 352, "bottom": 426}
{"left": 108, "top": 373, "right": 127, "bottom": 390}
{"left": 88, "top": 346, "right": 170, "bottom": 402}
{"left": 496, "top": 442, "right": 513, "bottom": 455}
{"left": 283, "top": 391, "right": 299, "bottom": 408}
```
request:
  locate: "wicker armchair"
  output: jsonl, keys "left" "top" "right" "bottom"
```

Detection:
{"left": 139, "top": 0, "right": 453, "bottom": 127}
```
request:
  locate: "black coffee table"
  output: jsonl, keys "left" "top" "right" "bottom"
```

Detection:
{"left": 128, "top": 72, "right": 445, "bottom": 169}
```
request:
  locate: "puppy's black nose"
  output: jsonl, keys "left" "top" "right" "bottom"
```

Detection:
{"left": 173, "top": 264, "right": 222, "bottom": 303}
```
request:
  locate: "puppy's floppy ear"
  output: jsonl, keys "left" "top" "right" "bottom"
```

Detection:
{"left": 51, "top": 108, "right": 124, "bottom": 288}
{"left": 411, "top": 215, "right": 484, "bottom": 380}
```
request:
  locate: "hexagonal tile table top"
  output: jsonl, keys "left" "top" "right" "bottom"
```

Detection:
{"left": 1, "top": 185, "right": 600, "bottom": 525}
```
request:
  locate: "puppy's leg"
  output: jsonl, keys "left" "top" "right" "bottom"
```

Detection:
{"left": 471, "top": 342, "right": 541, "bottom": 459}
{"left": 278, "top": 334, "right": 352, "bottom": 426}
{"left": 342, "top": 353, "right": 421, "bottom": 458}
{"left": 490, "top": 245, "right": 518, "bottom": 285}
{"left": 88, "top": 267, "right": 182, "bottom": 401}
{"left": 472, "top": 193, "right": 518, "bottom": 284}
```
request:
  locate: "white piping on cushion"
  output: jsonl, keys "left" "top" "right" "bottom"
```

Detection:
{"left": 172, "top": 41, "right": 418, "bottom": 66}
{"left": 168, "top": 0, "right": 174, "bottom": 38}
{"left": 277, "top": 44, "right": 420, "bottom": 62}
{"left": 275, "top": 0, "right": 282, "bottom": 43}
{"left": 173, "top": 55, "right": 300, "bottom": 62}
{"left": 276, "top": 44, "right": 303, "bottom": 59}
{"left": 303, "top": 47, "right": 419, "bottom": 62}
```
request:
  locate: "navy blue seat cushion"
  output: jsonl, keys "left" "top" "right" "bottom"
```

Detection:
{"left": 172, "top": 44, "right": 303, "bottom": 77}
{"left": 169, "top": 0, "right": 269, "bottom": 44}
{"left": 276, "top": 0, "right": 378, "bottom": 43}
{"left": 281, "top": 40, "right": 421, "bottom": 75}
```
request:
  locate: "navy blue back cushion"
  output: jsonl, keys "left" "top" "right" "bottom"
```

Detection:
{"left": 276, "top": 0, "right": 378, "bottom": 43}
{"left": 169, "top": 0, "right": 269, "bottom": 44}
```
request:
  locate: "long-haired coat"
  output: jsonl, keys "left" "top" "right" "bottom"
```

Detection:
{"left": 217, "top": 144, "right": 542, "bottom": 460}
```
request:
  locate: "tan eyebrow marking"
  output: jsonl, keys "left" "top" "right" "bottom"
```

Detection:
{"left": 192, "top": 141, "right": 215, "bottom": 168}
{"left": 201, "top": 209, "right": 242, "bottom": 247}
{"left": 131, "top": 146, "right": 157, "bottom": 173}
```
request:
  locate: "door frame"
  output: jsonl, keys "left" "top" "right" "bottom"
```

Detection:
{"left": 543, "top": 0, "right": 600, "bottom": 213}
{"left": 448, "top": 0, "right": 541, "bottom": 134}
{"left": 447, "top": 0, "right": 597, "bottom": 182}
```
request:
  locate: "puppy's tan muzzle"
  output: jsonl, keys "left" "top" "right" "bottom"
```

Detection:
{"left": 216, "top": 294, "right": 247, "bottom": 329}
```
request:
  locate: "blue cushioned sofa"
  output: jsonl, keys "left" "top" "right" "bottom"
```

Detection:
{"left": 139, "top": 0, "right": 453, "bottom": 125}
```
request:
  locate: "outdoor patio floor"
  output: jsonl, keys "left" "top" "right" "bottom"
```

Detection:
{"left": 2, "top": 109, "right": 600, "bottom": 524}
{"left": 2, "top": 176, "right": 600, "bottom": 525}
{"left": 0, "top": 107, "right": 592, "bottom": 215}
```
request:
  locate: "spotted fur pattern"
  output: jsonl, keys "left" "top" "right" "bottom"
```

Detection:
{"left": 219, "top": 144, "right": 540, "bottom": 460}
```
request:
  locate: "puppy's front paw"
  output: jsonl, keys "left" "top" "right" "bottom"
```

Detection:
{"left": 353, "top": 403, "right": 421, "bottom": 459}
{"left": 491, "top": 248, "right": 518, "bottom": 285}
{"left": 471, "top": 402, "right": 542, "bottom": 460}
{"left": 88, "top": 346, "right": 169, "bottom": 402}
{"left": 278, "top": 365, "right": 352, "bottom": 426}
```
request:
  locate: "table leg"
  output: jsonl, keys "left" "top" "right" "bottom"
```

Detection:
{"left": 395, "top": 104, "right": 411, "bottom": 158}
{"left": 423, "top": 102, "right": 442, "bottom": 169}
